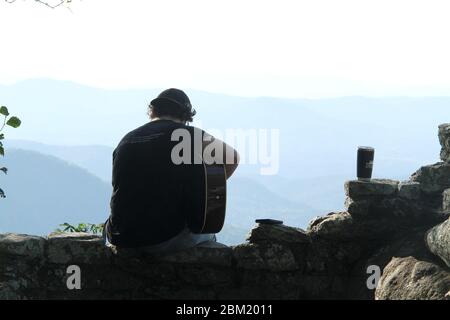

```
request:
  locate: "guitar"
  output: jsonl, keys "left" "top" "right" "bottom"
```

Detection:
{"left": 187, "top": 162, "right": 227, "bottom": 234}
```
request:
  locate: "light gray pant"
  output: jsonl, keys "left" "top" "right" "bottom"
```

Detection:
{"left": 104, "top": 226, "right": 217, "bottom": 255}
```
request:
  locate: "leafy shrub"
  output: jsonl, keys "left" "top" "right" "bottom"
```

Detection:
{"left": 55, "top": 222, "right": 105, "bottom": 235}
{"left": 0, "top": 105, "right": 21, "bottom": 198}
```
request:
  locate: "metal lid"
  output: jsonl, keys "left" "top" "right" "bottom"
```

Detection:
{"left": 358, "top": 146, "right": 374, "bottom": 151}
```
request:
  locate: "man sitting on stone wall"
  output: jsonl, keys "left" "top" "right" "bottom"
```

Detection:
{"left": 103, "top": 88, "right": 239, "bottom": 254}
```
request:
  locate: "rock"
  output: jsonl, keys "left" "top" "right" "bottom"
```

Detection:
{"left": 444, "top": 189, "right": 450, "bottom": 211}
{"left": 425, "top": 218, "right": 450, "bottom": 267}
{"left": 175, "top": 264, "right": 234, "bottom": 286}
{"left": 306, "top": 211, "right": 392, "bottom": 241}
{"left": 398, "top": 181, "right": 421, "bottom": 200}
{"left": 246, "top": 223, "right": 310, "bottom": 244}
{"left": 366, "top": 230, "right": 434, "bottom": 274}
{"left": 345, "top": 179, "right": 399, "bottom": 200}
{"left": 345, "top": 198, "right": 400, "bottom": 219}
{"left": 439, "top": 123, "right": 450, "bottom": 162}
{"left": 411, "top": 162, "right": 450, "bottom": 195}
{"left": 158, "top": 246, "right": 233, "bottom": 267}
{"left": 230, "top": 271, "right": 303, "bottom": 299}
{"left": 348, "top": 197, "right": 429, "bottom": 221}
{"left": 307, "top": 212, "right": 354, "bottom": 239}
{"left": 307, "top": 211, "right": 387, "bottom": 240}
{"left": 0, "top": 281, "right": 23, "bottom": 300}
{"left": 307, "top": 213, "right": 333, "bottom": 230}
{"left": 0, "top": 233, "right": 46, "bottom": 259}
{"left": 345, "top": 200, "right": 370, "bottom": 218}
{"left": 110, "top": 254, "right": 179, "bottom": 285}
{"left": 47, "top": 232, "right": 111, "bottom": 264}
{"left": 233, "top": 243, "right": 297, "bottom": 271}
{"left": 352, "top": 230, "right": 433, "bottom": 300}
{"left": 306, "top": 210, "right": 423, "bottom": 242}
{"left": 375, "top": 256, "right": 450, "bottom": 300}
{"left": 305, "top": 239, "right": 364, "bottom": 275}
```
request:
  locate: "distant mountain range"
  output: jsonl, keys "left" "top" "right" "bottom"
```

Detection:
{"left": 0, "top": 149, "right": 111, "bottom": 236}
{"left": 0, "top": 79, "right": 444, "bottom": 179}
{"left": 6, "top": 140, "right": 114, "bottom": 182}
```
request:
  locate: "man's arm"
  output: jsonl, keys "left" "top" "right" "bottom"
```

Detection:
{"left": 202, "top": 132, "right": 240, "bottom": 179}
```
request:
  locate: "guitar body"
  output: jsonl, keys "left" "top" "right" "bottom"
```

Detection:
{"left": 201, "top": 163, "right": 227, "bottom": 233}
{"left": 187, "top": 162, "right": 227, "bottom": 234}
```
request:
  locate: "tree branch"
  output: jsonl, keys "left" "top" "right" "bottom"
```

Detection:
{"left": 5, "top": 0, "right": 72, "bottom": 9}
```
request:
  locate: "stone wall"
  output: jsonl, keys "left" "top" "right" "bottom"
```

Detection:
{"left": 1, "top": 124, "right": 450, "bottom": 300}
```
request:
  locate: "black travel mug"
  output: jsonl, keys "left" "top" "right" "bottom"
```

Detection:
{"left": 357, "top": 147, "right": 375, "bottom": 181}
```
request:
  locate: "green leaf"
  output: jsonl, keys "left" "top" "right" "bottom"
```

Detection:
{"left": 0, "top": 134, "right": 4, "bottom": 140}
{"left": 61, "top": 223, "right": 73, "bottom": 232}
{"left": 0, "top": 106, "right": 9, "bottom": 116}
{"left": 0, "top": 146, "right": 4, "bottom": 156}
{"left": 0, "top": 167, "right": 7, "bottom": 174}
{"left": 6, "top": 116, "right": 21, "bottom": 128}
{"left": 0, "top": 188, "right": 5, "bottom": 198}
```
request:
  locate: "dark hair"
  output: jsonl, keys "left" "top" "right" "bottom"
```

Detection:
{"left": 148, "top": 99, "right": 196, "bottom": 123}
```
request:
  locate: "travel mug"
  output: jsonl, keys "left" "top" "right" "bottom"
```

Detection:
{"left": 357, "top": 146, "right": 375, "bottom": 181}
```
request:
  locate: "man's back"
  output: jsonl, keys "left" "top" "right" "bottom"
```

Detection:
{"left": 107, "top": 119, "right": 201, "bottom": 247}
{"left": 105, "top": 88, "right": 239, "bottom": 251}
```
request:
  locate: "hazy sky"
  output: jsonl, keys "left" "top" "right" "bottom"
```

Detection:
{"left": 1, "top": 0, "right": 450, "bottom": 98}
